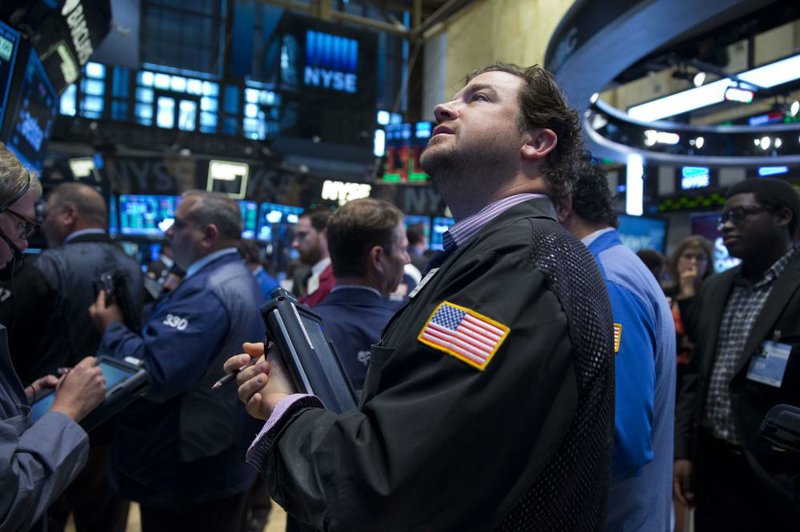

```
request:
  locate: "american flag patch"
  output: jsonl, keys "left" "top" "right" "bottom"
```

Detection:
{"left": 613, "top": 323, "right": 622, "bottom": 353}
{"left": 418, "top": 301, "right": 509, "bottom": 370}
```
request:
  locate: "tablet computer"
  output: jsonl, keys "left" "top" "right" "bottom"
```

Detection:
{"left": 31, "top": 356, "right": 151, "bottom": 431}
{"left": 261, "top": 289, "right": 358, "bottom": 413}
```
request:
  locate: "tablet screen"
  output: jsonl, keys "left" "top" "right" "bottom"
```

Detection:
{"left": 30, "top": 361, "right": 136, "bottom": 422}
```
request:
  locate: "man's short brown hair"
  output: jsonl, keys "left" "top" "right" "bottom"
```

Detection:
{"left": 327, "top": 198, "right": 404, "bottom": 278}
{"left": 465, "top": 62, "right": 583, "bottom": 202}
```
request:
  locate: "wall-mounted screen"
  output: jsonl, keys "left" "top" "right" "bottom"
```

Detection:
{"left": 5, "top": 49, "right": 57, "bottom": 172}
{"left": 119, "top": 195, "right": 181, "bottom": 237}
{"left": 690, "top": 212, "right": 740, "bottom": 273}
{"left": 238, "top": 200, "right": 258, "bottom": 239}
{"left": 681, "top": 166, "right": 710, "bottom": 190}
{"left": 257, "top": 202, "right": 304, "bottom": 242}
{"left": 108, "top": 195, "right": 119, "bottom": 236}
{"left": 617, "top": 215, "right": 667, "bottom": 253}
{"left": 380, "top": 121, "right": 432, "bottom": 184}
{"left": 0, "top": 21, "right": 20, "bottom": 130}
{"left": 430, "top": 216, "right": 455, "bottom": 251}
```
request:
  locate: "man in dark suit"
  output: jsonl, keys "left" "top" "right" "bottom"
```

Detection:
{"left": 674, "top": 177, "right": 800, "bottom": 530}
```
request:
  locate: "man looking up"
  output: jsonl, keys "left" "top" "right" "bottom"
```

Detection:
{"left": 226, "top": 63, "right": 614, "bottom": 530}
{"left": 292, "top": 208, "right": 333, "bottom": 307}
{"left": 313, "top": 198, "right": 408, "bottom": 392}
{"left": 557, "top": 157, "right": 676, "bottom": 531}
{"left": 89, "top": 191, "right": 265, "bottom": 532}
{"left": 674, "top": 177, "right": 800, "bottom": 530}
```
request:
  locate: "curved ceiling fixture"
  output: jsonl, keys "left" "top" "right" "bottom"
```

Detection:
{"left": 544, "top": 0, "right": 798, "bottom": 165}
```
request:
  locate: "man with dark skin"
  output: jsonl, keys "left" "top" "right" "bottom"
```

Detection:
{"left": 674, "top": 178, "right": 800, "bottom": 530}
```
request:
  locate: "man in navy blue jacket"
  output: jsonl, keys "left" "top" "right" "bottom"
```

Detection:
{"left": 314, "top": 198, "right": 408, "bottom": 392}
{"left": 90, "top": 191, "right": 264, "bottom": 532}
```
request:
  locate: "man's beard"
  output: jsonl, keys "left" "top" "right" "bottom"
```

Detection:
{"left": 421, "top": 136, "right": 515, "bottom": 197}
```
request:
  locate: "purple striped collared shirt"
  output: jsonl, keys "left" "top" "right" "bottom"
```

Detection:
{"left": 444, "top": 193, "right": 547, "bottom": 251}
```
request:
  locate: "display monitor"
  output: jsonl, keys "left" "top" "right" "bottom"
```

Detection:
{"left": 257, "top": 202, "right": 304, "bottom": 242}
{"left": 380, "top": 121, "right": 432, "bottom": 184}
{"left": 4, "top": 48, "right": 57, "bottom": 172}
{"left": 119, "top": 195, "right": 181, "bottom": 237}
{"left": 238, "top": 200, "right": 258, "bottom": 239}
{"left": 430, "top": 216, "right": 455, "bottom": 251}
{"left": 690, "top": 212, "right": 740, "bottom": 273}
{"left": 0, "top": 21, "right": 20, "bottom": 130}
{"left": 681, "top": 166, "right": 710, "bottom": 190}
{"left": 617, "top": 215, "right": 667, "bottom": 253}
{"left": 108, "top": 195, "right": 119, "bottom": 236}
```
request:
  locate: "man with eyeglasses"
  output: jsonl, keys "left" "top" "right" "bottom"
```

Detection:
{"left": 0, "top": 182, "right": 144, "bottom": 532}
{"left": 0, "top": 143, "right": 107, "bottom": 532}
{"left": 674, "top": 177, "right": 800, "bottom": 530}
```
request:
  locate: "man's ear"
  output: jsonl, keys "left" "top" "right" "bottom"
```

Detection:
{"left": 555, "top": 194, "right": 573, "bottom": 224}
{"left": 202, "top": 223, "right": 220, "bottom": 247}
{"left": 62, "top": 205, "right": 78, "bottom": 226}
{"left": 521, "top": 128, "right": 557, "bottom": 161}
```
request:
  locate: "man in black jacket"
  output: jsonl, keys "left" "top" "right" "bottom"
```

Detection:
{"left": 227, "top": 63, "right": 615, "bottom": 531}
{"left": 0, "top": 182, "right": 142, "bottom": 532}
{"left": 674, "top": 177, "right": 800, "bottom": 530}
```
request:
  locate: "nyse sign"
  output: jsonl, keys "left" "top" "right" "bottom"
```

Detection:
{"left": 304, "top": 30, "right": 358, "bottom": 94}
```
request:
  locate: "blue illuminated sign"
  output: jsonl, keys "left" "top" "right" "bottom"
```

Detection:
{"left": 681, "top": 166, "right": 710, "bottom": 190}
{"left": 304, "top": 30, "right": 358, "bottom": 93}
{"left": 758, "top": 166, "right": 789, "bottom": 177}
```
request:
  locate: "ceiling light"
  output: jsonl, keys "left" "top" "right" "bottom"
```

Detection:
{"left": 694, "top": 136, "right": 704, "bottom": 149}
{"left": 693, "top": 72, "right": 707, "bottom": 87}
{"left": 760, "top": 136, "right": 771, "bottom": 150}
{"left": 775, "top": 138, "right": 783, "bottom": 148}
{"left": 791, "top": 100, "right": 800, "bottom": 117}
{"left": 724, "top": 85, "right": 755, "bottom": 103}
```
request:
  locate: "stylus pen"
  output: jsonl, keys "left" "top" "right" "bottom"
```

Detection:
{"left": 211, "top": 370, "right": 238, "bottom": 391}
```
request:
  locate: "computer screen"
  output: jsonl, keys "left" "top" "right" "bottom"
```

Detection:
{"left": 238, "top": 200, "right": 258, "bottom": 240}
{"left": 5, "top": 48, "right": 58, "bottom": 172}
{"left": 0, "top": 21, "right": 20, "bottom": 130}
{"left": 690, "top": 212, "right": 740, "bottom": 273}
{"left": 617, "top": 215, "right": 667, "bottom": 253}
{"left": 257, "top": 202, "right": 303, "bottom": 242}
{"left": 681, "top": 166, "right": 710, "bottom": 190}
{"left": 119, "top": 195, "right": 181, "bottom": 237}
{"left": 430, "top": 216, "right": 455, "bottom": 251}
{"left": 108, "top": 195, "right": 119, "bottom": 236}
{"left": 380, "top": 121, "right": 432, "bottom": 184}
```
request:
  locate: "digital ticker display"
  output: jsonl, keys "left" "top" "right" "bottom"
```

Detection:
{"left": 119, "top": 195, "right": 181, "bottom": 237}
{"left": 381, "top": 122, "right": 432, "bottom": 184}
{"left": 5, "top": 49, "right": 57, "bottom": 172}
{"left": 430, "top": 216, "right": 455, "bottom": 251}
{"left": 617, "top": 215, "right": 667, "bottom": 253}
{"left": 0, "top": 21, "right": 20, "bottom": 130}
{"left": 238, "top": 200, "right": 258, "bottom": 240}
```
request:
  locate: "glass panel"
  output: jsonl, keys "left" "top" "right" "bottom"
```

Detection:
{"left": 223, "top": 86, "right": 239, "bottom": 114}
{"left": 202, "top": 81, "right": 219, "bottom": 96}
{"left": 60, "top": 85, "right": 77, "bottom": 116}
{"left": 112, "top": 67, "right": 129, "bottom": 97}
{"left": 157, "top": 96, "right": 175, "bottom": 128}
{"left": 187, "top": 79, "right": 203, "bottom": 95}
{"left": 178, "top": 99, "right": 197, "bottom": 131}
{"left": 135, "top": 102, "right": 153, "bottom": 119}
{"left": 200, "top": 111, "right": 217, "bottom": 127}
{"left": 200, "top": 96, "right": 218, "bottom": 112}
{"left": 111, "top": 100, "right": 128, "bottom": 121}
{"left": 154, "top": 73, "right": 171, "bottom": 89}
{"left": 85, "top": 62, "right": 106, "bottom": 79}
{"left": 138, "top": 71, "right": 154, "bottom": 87}
{"left": 82, "top": 79, "right": 105, "bottom": 96}
{"left": 244, "top": 103, "right": 258, "bottom": 118}
{"left": 170, "top": 76, "right": 187, "bottom": 92}
{"left": 82, "top": 95, "right": 104, "bottom": 113}
{"left": 222, "top": 116, "right": 238, "bottom": 135}
{"left": 245, "top": 88, "right": 258, "bottom": 103}
{"left": 136, "top": 87, "right": 154, "bottom": 103}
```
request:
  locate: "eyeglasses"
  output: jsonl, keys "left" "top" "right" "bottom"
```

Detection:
{"left": 717, "top": 205, "right": 771, "bottom": 229}
{"left": 4, "top": 209, "right": 39, "bottom": 240}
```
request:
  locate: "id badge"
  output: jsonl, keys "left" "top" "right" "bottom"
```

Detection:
{"left": 746, "top": 340, "right": 791, "bottom": 388}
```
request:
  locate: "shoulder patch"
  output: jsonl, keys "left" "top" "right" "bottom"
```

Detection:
{"left": 418, "top": 301, "right": 509, "bottom": 370}
{"left": 613, "top": 323, "right": 622, "bottom": 353}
